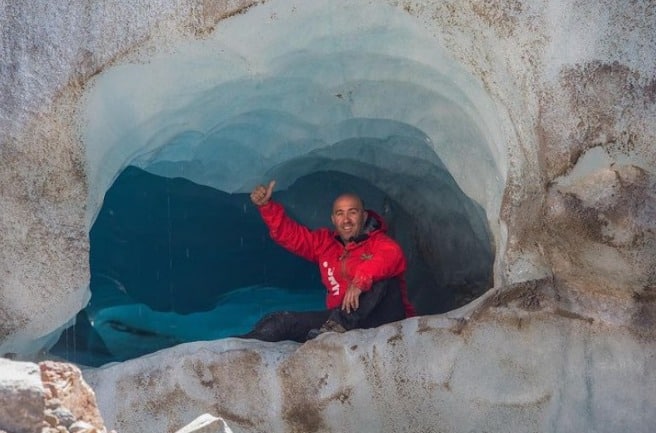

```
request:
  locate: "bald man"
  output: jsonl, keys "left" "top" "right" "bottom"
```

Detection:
{"left": 240, "top": 180, "right": 415, "bottom": 342}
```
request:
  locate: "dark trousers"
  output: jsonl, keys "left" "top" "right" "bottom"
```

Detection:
{"left": 238, "top": 278, "right": 406, "bottom": 343}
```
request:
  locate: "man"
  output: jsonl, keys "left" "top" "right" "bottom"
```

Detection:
{"left": 240, "top": 180, "right": 415, "bottom": 342}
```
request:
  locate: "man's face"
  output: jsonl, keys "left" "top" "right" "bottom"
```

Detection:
{"left": 331, "top": 195, "right": 367, "bottom": 242}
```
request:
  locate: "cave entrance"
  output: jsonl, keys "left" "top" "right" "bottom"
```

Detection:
{"left": 51, "top": 0, "right": 508, "bottom": 366}
{"left": 52, "top": 139, "right": 493, "bottom": 366}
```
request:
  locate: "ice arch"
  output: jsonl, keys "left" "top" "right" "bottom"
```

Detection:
{"left": 62, "top": 0, "right": 511, "bottom": 363}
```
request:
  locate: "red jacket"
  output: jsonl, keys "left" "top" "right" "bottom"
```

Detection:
{"left": 258, "top": 201, "right": 416, "bottom": 318}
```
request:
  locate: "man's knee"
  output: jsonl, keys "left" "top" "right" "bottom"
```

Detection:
{"left": 338, "top": 278, "right": 404, "bottom": 329}
{"left": 356, "top": 278, "right": 400, "bottom": 310}
{"left": 245, "top": 311, "right": 294, "bottom": 342}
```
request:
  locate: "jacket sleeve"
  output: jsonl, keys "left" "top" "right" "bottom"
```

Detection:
{"left": 257, "top": 200, "right": 324, "bottom": 262}
{"left": 351, "top": 235, "right": 407, "bottom": 291}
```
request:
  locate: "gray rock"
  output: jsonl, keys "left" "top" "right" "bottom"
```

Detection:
{"left": 51, "top": 406, "right": 76, "bottom": 428}
{"left": 0, "top": 358, "right": 45, "bottom": 433}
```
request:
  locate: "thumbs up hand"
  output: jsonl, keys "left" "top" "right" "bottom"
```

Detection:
{"left": 250, "top": 180, "right": 276, "bottom": 206}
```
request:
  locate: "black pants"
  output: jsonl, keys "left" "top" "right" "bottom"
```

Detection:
{"left": 238, "top": 278, "right": 406, "bottom": 343}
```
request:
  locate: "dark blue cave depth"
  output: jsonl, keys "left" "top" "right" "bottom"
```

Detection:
{"left": 91, "top": 166, "right": 322, "bottom": 313}
{"left": 51, "top": 166, "right": 324, "bottom": 366}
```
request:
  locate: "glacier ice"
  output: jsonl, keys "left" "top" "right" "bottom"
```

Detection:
{"left": 82, "top": 0, "right": 508, "bottom": 231}
{"left": 2, "top": 0, "right": 656, "bottom": 432}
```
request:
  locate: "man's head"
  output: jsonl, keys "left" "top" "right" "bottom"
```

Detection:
{"left": 331, "top": 193, "right": 368, "bottom": 242}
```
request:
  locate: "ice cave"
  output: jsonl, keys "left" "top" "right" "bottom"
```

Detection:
{"left": 1, "top": 0, "right": 655, "bottom": 433}
{"left": 49, "top": 1, "right": 500, "bottom": 366}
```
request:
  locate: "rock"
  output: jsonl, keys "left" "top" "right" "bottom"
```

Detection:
{"left": 44, "top": 411, "right": 59, "bottom": 427}
{"left": 0, "top": 358, "right": 44, "bottom": 433}
{"left": 39, "top": 361, "right": 105, "bottom": 431}
{"left": 69, "top": 420, "right": 98, "bottom": 433}
{"left": 0, "top": 359, "right": 115, "bottom": 433}
{"left": 51, "top": 406, "right": 76, "bottom": 428}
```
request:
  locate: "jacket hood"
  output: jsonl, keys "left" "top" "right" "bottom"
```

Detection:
{"left": 363, "top": 209, "right": 387, "bottom": 234}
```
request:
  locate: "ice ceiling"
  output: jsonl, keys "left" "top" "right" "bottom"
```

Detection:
{"left": 55, "top": 0, "right": 510, "bottom": 364}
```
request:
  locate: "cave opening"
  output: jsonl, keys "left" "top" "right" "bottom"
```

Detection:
{"left": 49, "top": 0, "right": 508, "bottom": 366}
{"left": 51, "top": 139, "right": 494, "bottom": 366}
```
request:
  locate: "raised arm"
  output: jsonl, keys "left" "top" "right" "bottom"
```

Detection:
{"left": 251, "top": 180, "right": 325, "bottom": 262}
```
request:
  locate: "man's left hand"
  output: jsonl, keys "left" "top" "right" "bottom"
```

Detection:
{"left": 341, "top": 285, "right": 362, "bottom": 313}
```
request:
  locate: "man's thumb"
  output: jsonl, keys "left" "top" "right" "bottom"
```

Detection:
{"left": 265, "top": 180, "right": 276, "bottom": 197}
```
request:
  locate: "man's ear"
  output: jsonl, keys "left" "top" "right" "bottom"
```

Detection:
{"left": 331, "top": 214, "right": 336, "bottom": 226}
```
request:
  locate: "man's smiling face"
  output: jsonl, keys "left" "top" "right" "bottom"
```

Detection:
{"left": 331, "top": 194, "right": 367, "bottom": 242}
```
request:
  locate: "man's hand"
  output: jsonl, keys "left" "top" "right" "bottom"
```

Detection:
{"left": 341, "top": 284, "right": 362, "bottom": 314}
{"left": 250, "top": 180, "right": 276, "bottom": 206}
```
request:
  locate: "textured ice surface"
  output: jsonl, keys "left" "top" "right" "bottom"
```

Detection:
{"left": 82, "top": 0, "right": 506, "bottom": 233}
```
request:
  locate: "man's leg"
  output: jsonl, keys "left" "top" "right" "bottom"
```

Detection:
{"left": 359, "top": 278, "right": 406, "bottom": 328}
{"left": 321, "top": 278, "right": 406, "bottom": 332}
{"left": 237, "top": 310, "right": 330, "bottom": 343}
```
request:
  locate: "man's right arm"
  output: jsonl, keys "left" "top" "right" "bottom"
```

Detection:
{"left": 251, "top": 180, "right": 322, "bottom": 262}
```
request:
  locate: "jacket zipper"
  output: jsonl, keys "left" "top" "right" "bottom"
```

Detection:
{"left": 339, "top": 248, "right": 349, "bottom": 281}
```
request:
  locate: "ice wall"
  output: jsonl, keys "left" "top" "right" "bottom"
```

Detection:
{"left": 82, "top": 1, "right": 507, "bottom": 213}
{"left": 82, "top": 0, "right": 506, "bottom": 246}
